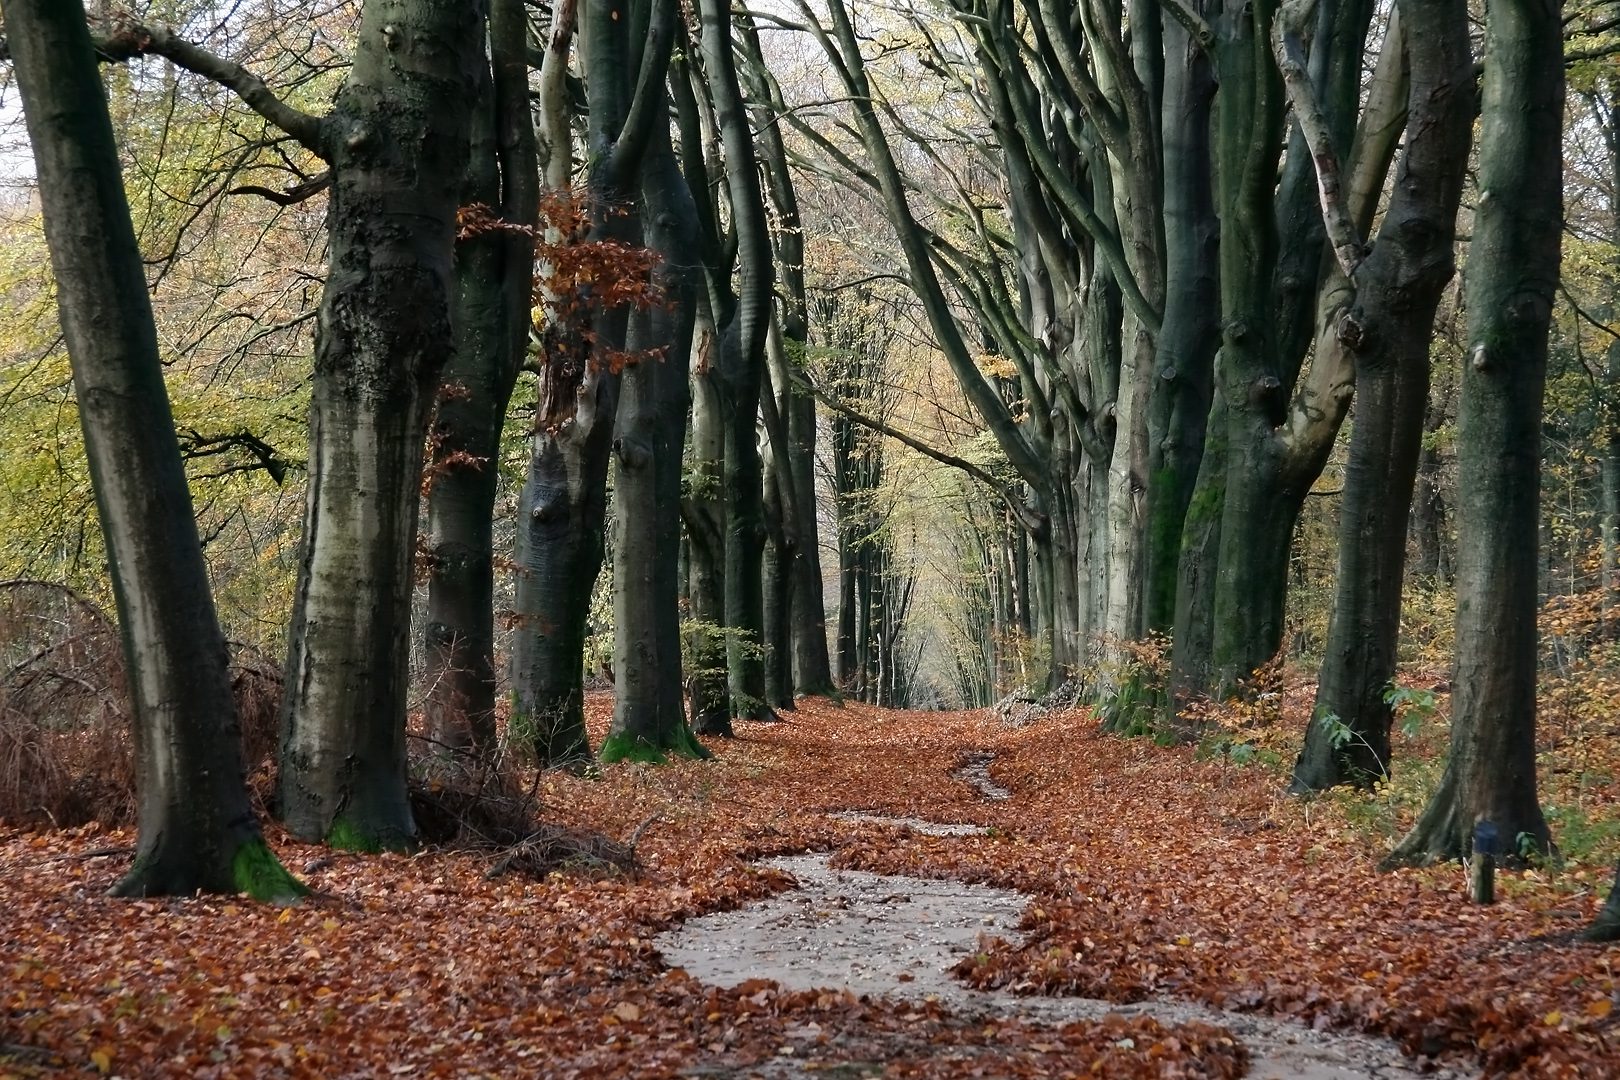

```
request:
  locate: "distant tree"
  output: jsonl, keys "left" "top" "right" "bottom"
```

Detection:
{"left": 2, "top": 0, "right": 301, "bottom": 898}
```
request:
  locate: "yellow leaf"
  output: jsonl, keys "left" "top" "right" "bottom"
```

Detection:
{"left": 1545, "top": 1010, "right": 1564, "bottom": 1026}
{"left": 90, "top": 1047, "right": 113, "bottom": 1073}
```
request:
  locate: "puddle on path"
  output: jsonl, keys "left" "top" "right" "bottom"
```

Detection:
{"left": 659, "top": 853, "right": 1475, "bottom": 1080}
{"left": 827, "top": 812, "right": 992, "bottom": 837}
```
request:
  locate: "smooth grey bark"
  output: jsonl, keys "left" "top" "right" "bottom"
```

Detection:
{"left": 784, "top": 385, "right": 835, "bottom": 697}
{"left": 1200, "top": 0, "right": 1289, "bottom": 698}
{"left": 759, "top": 323, "right": 798, "bottom": 712}
{"left": 422, "top": 0, "right": 538, "bottom": 755}
{"left": 510, "top": 368, "right": 618, "bottom": 764}
{"left": 683, "top": 310, "right": 733, "bottom": 736}
{"left": 1292, "top": 0, "right": 1474, "bottom": 793}
{"left": 604, "top": 118, "right": 710, "bottom": 763}
{"left": 1145, "top": 5, "right": 1218, "bottom": 635}
{"left": 696, "top": 0, "right": 777, "bottom": 723}
{"left": 509, "top": 0, "right": 675, "bottom": 764}
{"left": 277, "top": 0, "right": 487, "bottom": 850}
{"left": 5, "top": 0, "right": 299, "bottom": 898}
{"left": 737, "top": 16, "right": 836, "bottom": 698}
{"left": 672, "top": 39, "right": 736, "bottom": 736}
{"left": 1392, "top": 0, "right": 1561, "bottom": 868}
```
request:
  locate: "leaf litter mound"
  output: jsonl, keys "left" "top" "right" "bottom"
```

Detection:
{"left": 2, "top": 694, "right": 1618, "bottom": 1076}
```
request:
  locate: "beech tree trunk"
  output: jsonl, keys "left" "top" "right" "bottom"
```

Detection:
{"left": 509, "top": 0, "right": 673, "bottom": 764}
{"left": 1202, "top": 0, "right": 1287, "bottom": 697}
{"left": 1392, "top": 0, "right": 1560, "bottom": 868}
{"left": 510, "top": 379, "right": 617, "bottom": 764}
{"left": 603, "top": 122, "right": 710, "bottom": 763}
{"left": 279, "top": 0, "right": 486, "bottom": 850}
{"left": 762, "top": 441, "right": 797, "bottom": 710}
{"left": 1292, "top": 0, "right": 1472, "bottom": 793}
{"left": 737, "top": 17, "right": 836, "bottom": 697}
{"left": 697, "top": 0, "right": 776, "bottom": 724}
{"left": 1173, "top": 0, "right": 1374, "bottom": 704}
{"left": 422, "top": 0, "right": 537, "bottom": 755}
{"left": 785, "top": 385, "right": 835, "bottom": 696}
{"left": 1409, "top": 397, "right": 1452, "bottom": 583}
{"left": 684, "top": 312, "right": 734, "bottom": 736}
{"left": 613, "top": 28, "right": 687, "bottom": 784}
{"left": 6, "top": 0, "right": 300, "bottom": 898}
{"left": 1145, "top": 8, "right": 1218, "bottom": 635}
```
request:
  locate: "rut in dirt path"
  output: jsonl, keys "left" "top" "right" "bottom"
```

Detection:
{"left": 658, "top": 749, "right": 1479, "bottom": 1080}
{"left": 950, "top": 750, "right": 1011, "bottom": 801}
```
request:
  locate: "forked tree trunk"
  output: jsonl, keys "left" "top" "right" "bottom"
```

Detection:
{"left": 603, "top": 126, "right": 710, "bottom": 763}
{"left": 1171, "top": 0, "right": 1375, "bottom": 708}
{"left": 280, "top": 0, "right": 485, "bottom": 851}
{"left": 509, "top": 0, "right": 673, "bottom": 764}
{"left": 1204, "top": 0, "right": 1287, "bottom": 697}
{"left": 1392, "top": 0, "right": 1560, "bottom": 869}
{"left": 6, "top": 0, "right": 300, "bottom": 898}
{"left": 1292, "top": 0, "right": 1472, "bottom": 793}
{"left": 422, "top": 0, "right": 537, "bottom": 756}
{"left": 698, "top": 0, "right": 776, "bottom": 724}
{"left": 736, "top": 17, "right": 836, "bottom": 698}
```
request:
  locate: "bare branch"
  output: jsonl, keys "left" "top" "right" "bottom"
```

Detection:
{"left": 228, "top": 170, "right": 331, "bottom": 206}
{"left": 1272, "top": 1, "right": 1365, "bottom": 279}
{"left": 93, "top": 20, "right": 326, "bottom": 158}
{"left": 798, "top": 372, "right": 1048, "bottom": 537}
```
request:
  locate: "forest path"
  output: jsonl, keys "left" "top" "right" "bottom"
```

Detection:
{"left": 659, "top": 752, "right": 1475, "bottom": 1080}
{"left": 660, "top": 843, "right": 1472, "bottom": 1080}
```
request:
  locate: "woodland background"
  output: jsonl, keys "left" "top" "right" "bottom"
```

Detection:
{"left": 4, "top": 0, "right": 1620, "bottom": 1073}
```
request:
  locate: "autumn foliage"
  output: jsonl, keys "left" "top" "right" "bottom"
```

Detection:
{"left": 4, "top": 690, "right": 1620, "bottom": 1076}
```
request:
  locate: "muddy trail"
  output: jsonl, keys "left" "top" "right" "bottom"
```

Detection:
{"left": 661, "top": 816, "right": 1471, "bottom": 1079}
{"left": 5, "top": 695, "right": 1614, "bottom": 1077}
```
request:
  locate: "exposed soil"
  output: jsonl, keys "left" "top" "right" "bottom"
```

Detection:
{"left": 659, "top": 849, "right": 1475, "bottom": 1079}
